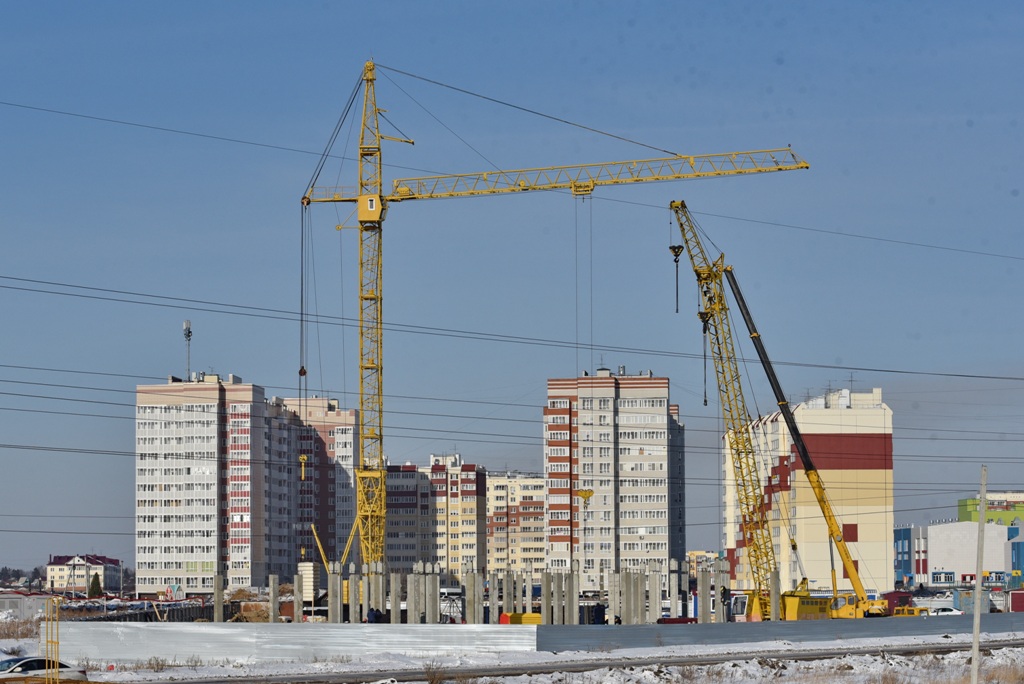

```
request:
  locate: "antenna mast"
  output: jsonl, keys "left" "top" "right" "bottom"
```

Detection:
{"left": 183, "top": 320, "right": 192, "bottom": 379}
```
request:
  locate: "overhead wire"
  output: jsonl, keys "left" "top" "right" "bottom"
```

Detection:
{"left": 5, "top": 274, "right": 1023, "bottom": 383}
{"left": 2, "top": 96, "right": 1019, "bottom": 263}
{"left": 2, "top": 439, "right": 1007, "bottom": 501}
{"left": 1, "top": 373, "right": 1022, "bottom": 447}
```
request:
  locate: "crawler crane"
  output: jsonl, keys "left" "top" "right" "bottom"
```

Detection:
{"left": 670, "top": 200, "right": 888, "bottom": 619}
{"left": 301, "top": 60, "right": 809, "bottom": 568}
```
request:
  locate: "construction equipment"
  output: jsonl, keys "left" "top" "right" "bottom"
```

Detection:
{"left": 669, "top": 201, "right": 777, "bottom": 620}
{"left": 302, "top": 59, "right": 809, "bottom": 568}
{"left": 670, "top": 200, "right": 888, "bottom": 619}
{"left": 310, "top": 523, "right": 331, "bottom": 570}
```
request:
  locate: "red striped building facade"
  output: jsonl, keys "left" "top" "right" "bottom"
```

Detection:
{"left": 545, "top": 367, "right": 686, "bottom": 591}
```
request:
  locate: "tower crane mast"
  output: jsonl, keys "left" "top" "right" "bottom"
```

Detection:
{"left": 302, "top": 60, "right": 809, "bottom": 569}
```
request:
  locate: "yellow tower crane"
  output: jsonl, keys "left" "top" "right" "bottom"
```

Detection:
{"left": 302, "top": 60, "right": 809, "bottom": 569}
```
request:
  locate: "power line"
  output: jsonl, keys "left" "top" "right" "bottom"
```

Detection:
{"left": 4, "top": 275, "right": 1023, "bottom": 384}
{"left": 3, "top": 95, "right": 1016, "bottom": 263}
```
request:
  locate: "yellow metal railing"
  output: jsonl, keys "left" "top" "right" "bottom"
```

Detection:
{"left": 44, "top": 596, "right": 60, "bottom": 683}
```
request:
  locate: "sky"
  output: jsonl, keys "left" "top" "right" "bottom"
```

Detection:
{"left": 1, "top": 2, "right": 1022, "bottom": 572}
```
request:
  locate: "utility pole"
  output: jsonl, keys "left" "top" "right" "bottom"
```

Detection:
{"left": 971, "top": 465, "right": 988, "bottom": 684}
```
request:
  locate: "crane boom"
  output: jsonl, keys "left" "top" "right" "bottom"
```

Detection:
{"left": 302, "top": 59, "right": 809, "bottom": 572}
{"left": 723, "top": 267, "right": 887, "bottom": 617}
{"left": 672, "top": 199, "right": 887, "bottom": 618}
{"left": 670, "top": 200, "right": 776, "bottom": 620}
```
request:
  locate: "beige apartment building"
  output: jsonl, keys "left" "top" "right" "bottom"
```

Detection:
{"left": 135, "top": 373, "right": 356, "bottom": 596}
{"left": 46, "top": 554, "right": 122, "bottom": 594}
{"left": 545, "top": 367, "right": 686, "bottom": 591}
{"left": 485, "top": 472, "right": 546, "bottom": 575}
{"left": 428, "top": 454, "right": 487, "bottom": 586}
{"left": 385, "top": 454, "right": 487, "bottom": 587}
{"left": 724, "top": 387, "right": 894, "bottom": 595}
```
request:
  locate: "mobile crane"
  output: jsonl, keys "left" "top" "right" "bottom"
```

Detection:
{"left": 671, "top": 200, "right": 888, "bottom": 619}
{"left": 301, "top": 60, "right": 809, "bottom": 568}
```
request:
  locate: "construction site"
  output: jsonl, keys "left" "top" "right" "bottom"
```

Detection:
{"left": 264, "top": 59, "right": 894, "bottom": 624}
{"left": 3, "top": 4, "right": 1021, "bottom": 682}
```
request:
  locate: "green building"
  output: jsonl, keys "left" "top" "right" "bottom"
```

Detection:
{"left": 958, "top": 493, "right": 1024, "bottom": 526}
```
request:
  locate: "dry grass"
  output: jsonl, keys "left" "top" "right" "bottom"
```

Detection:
{"left": 423, "top": 660, "right": 448, "bottom": 684}
{"left": 980, "top": 663, "right": 1024, "bottom": 682}
{"left": 0, "top": 618, "right": 38, "bottom": 640}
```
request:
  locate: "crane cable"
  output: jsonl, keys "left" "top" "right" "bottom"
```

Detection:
{"left": 376, "top": 64, "right": 681, "bottom": 157}
{"left": 304, "top": 72, "right": 362, "bottom": 199}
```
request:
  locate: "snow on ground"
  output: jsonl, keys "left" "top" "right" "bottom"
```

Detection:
{"left": 4, "top": 632, "right": 1024, "bottom": 683}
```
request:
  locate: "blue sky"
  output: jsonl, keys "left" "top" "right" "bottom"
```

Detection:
{"left": 1, "top": 2, "right": 1021, "bottom": 573}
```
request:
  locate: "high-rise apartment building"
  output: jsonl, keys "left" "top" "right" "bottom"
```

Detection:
{"left": 384, "top": 454, "right": 487, "bottom": 586}
{"left": 135, "top": 373, "right": 356, "bottom": 597}
{"left": 724, "top": 387, "right": 894, "bottom": 594}
{"left": 486, "top": 472, "right": 546, "bottom": 575}
{"left": 428, "top": 454, "right": 487, "bottom": 585}
{"left": 278, "top": 396, "right": 358, "bottom": 567}
{"left": 385, "top": 462, "right": 428, "bottom": 572}
{"left": 545, "top": 367, "right": 686, "bottom": 590}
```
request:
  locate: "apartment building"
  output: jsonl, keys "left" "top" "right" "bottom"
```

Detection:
{"left": 386, "top": 463, "right": 428, "bottom": 572}
{"left": 428, "top": 454, "right": 487, "bottom": 586}
{"left": 382, "top": 454, "right": 487, "bottom": 586}
{"left": 135, "top": 373, "right": 356, "bottom": 597}
{"left": 724, "top": 387, "right": 894, "bottom": 595}
{"left": 486, "top": 472, "right": 546, "bottom": 575}
{"left": 277, "top": 396, "right": 358, "bottom": 567}
{"left": 45, "top": 554, "right": 122, "bottom": 594}
{"left": 545, "top": 367, "right": 686, "bottom": 590}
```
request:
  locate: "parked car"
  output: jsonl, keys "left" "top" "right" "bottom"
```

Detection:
{"left": 932, "top": 606, "right": 965, "bottom": 616}
{"left": 0, "top": 656, "right": 88, "bottom": 681}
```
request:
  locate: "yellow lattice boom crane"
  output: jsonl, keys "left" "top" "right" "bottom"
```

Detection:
{"left": 670, "top": 201, "right": 777, "bottom": 620}
{"left": 302, "top": 60, "right": 809, "bottom": 569}
{"left": 671, "top": 200, "right": 887, "bottom": 619}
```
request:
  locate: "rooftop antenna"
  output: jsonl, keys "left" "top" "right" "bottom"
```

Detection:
{"left": 183, "top": 320, "right": 192, "bottom": 380}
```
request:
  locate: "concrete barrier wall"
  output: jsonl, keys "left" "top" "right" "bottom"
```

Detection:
{"left": 56, "top": 612, "right": 1024, "bottom": 665}
{"left": 537, "top": 611, "right": 1024, "bottom": 652}
{"left": 57, "top": 623, "right": 538, "bottom": 664}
